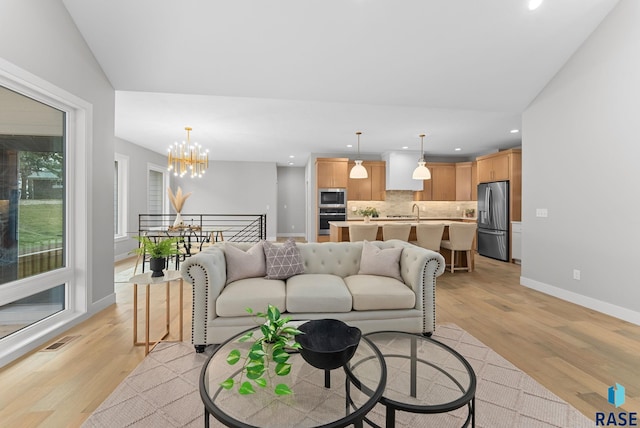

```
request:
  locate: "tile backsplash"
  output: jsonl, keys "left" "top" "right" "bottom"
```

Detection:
{"left": 347, "top": 190, "right": 477, "bottom": 219}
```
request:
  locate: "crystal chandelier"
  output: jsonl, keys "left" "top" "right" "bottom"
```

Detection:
{"left": 167, "top": 127, "right": 209, "bottom": 178}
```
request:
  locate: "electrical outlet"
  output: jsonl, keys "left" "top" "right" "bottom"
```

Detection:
{"left": 573, "top": 269, "right": 581, "bottom": 280}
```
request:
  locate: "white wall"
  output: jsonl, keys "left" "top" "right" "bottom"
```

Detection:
{"left": 276, "top": 167, "right": 306, "bottom": 237}
{"left": 175, "top": 161, "right": 278, "bottom": 240}
{"left": 114, "top": 138, "right": 170, "bottom": 259}
{"left": 521, "top": 0, "right": 640, "bottom": 323}
{"left": 0, "top": 0, "right": 115, "bottom": 304}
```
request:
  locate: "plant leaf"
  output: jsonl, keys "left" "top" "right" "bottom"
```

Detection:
{"left": 267, "top": 305, "right": 280, "bottom": 322}
{"left": 272, "top": 348, "right": 289, "bottom": 364}
{"left": 275, "top": 362, "right": 291, "bottom": 376}
{"left": 254, "top": 378, "right": 267, "bottom": 388}
{"left": 281, "top": 327, "right": 302, "bottom": 336}
{"left": 238, "top": 381, "right": 256, "bottom": 395}
{"left": 220, "top": 379, "right": 234, "bottom": 390}
{"left": 248, "top": 347, "right": 265, "bottom": 360}
{"left": 238, "top": 331, "right": 254, "bottom": 342}
{"left": 226, "top": 349, "right": 241, "bottom": 365}
{"left": 246, "top": 369, "right": 264, "bottom": 380}
{"left": 274, "top": 384, "right": 293, "bottom": 396}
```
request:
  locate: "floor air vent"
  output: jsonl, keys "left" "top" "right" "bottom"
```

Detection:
{"left": 41, "top": 335, "right": 79, "bottom": 352}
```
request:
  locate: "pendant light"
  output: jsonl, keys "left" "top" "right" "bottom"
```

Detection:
{"left": 412, "top": 133, "right": 431, "bottom": 180}
{"left": 349, "top": 131, "right": 368, "bottom": 179}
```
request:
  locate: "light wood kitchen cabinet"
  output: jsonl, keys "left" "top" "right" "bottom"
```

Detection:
{"left": 415, "top": 163, "right": 456, "bottom": 201}
{"left": 477, "top": 151, "right": 511, "bottom": 183}
{"left": 455, "top": 162, "right": 477, "bottom": 201}
{"left": 347, "top": 161, "right": 386, "bottom": 201}
{"left": 316, "top": 158, "right": 348, "bottom": 188}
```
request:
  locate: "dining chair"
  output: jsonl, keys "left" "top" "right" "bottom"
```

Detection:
{"left": 349, "top": 224, "right": 379, "bottom": 242}
{"left": 440, "top": 222, "right": 477, "bottom": 273}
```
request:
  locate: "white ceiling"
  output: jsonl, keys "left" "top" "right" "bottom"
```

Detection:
{"left": 62, "top": 0, "right": 619, "bottom": 166}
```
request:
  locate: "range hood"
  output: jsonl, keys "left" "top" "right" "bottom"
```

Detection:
{"left": 382, "top": 151, "right": 424, "bottom": 191}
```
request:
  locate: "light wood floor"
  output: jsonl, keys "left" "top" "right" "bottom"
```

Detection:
{"left": 0, "top": 255, "right": 639, "bottom": 427}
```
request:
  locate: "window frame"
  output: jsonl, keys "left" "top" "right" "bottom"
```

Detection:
{"left": 0, "top": 58, "right": 92, "bottom": 367}
{"left": 147, "top": 162, "right": 170, "bottom": 216}
{"left": 114, "top": 153, "right": 129, "bottom": 241}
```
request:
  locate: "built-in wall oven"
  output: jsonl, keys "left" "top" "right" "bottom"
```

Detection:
{"left": 318, "top": 208, "right": 346, "bottom": 235}
{"left": 318, "top": 188, "right": 347, "bottom": 235}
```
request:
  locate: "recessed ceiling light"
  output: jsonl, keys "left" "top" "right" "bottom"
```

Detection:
{"left": 288, "top": 162, "right": 294, "bottom": 166}
{"left": 346, "top": 144, "right": 353, "bottom": 148}
{"left": 454, "top": 148, "right": 462, "bottom": 151}
{"left": 510, "top": 129, "right": 520, "bottom": 134}
{"left": 289, "top": 155, "right": 295, "bottom": 158}
{"left": 402, "top": 146, "right": 409, "bottom": 150}
{"left": 528, "top": 0, "right": 543, "bottom": 10}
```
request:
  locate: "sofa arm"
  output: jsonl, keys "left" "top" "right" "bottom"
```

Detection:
{"left": 180, "top": 247, "right": 227, "bottom": 346}
{"left": 398, "top": 243, "right": 445, "bottom": 334}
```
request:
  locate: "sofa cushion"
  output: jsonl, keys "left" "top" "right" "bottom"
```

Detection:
{"left": 263, "top": 239, "right": 305, "bottom": 280}
{"left": 224, "top": 241, "right": 266, "bottom": 284}
{"left": 286, "top": 274, "right": 352, "bottom": 313}
{"left": 216, "top": 278, "right": 286, "bottom": 317}
{"left": 358, "top": 240, "right": 403, "bottom": 282}
{"left": 344, "top": 274, "right": 415, "bottom": 311}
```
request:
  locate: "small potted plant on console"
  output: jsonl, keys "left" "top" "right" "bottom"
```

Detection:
{"left": 130, "top": 236, "right": 181, "bottom": 277}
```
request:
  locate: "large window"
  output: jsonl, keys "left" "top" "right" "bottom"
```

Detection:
{"left": 0, "top": 85, "right": 66, "bottom": 339}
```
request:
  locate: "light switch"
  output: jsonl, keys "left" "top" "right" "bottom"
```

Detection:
{"left": 536, "top": 208, "right": 548, "bottom": 218}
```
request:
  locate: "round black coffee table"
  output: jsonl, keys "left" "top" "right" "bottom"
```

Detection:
{"left": 199, "top": 326, "right": 387, "bottom": 428}
{"left": 361, "top": 331, "right": 476, "bottom": 428}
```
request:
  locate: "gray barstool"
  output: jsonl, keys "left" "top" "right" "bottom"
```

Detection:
{"left": 440, "top": 222, "right": 477, "bottom": 273}
{"left": 349, "top": 224, "right": 379, "bottom": 242}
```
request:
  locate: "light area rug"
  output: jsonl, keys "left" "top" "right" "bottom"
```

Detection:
{"left": 82, "top": 324, "right": 593, "bottom": 428}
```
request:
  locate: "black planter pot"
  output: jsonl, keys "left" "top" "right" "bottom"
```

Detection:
{"left": 149, "top": 257, "right": 166, "bottom": 277}
{"left": 295, "top": 319, "right": 361, "bottom": 370}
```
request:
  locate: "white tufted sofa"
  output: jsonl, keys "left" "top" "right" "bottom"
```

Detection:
{"left": 180, "top": 240, "right": 445, "bottom": 352}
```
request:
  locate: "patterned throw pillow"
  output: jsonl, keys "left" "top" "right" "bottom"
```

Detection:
{"left": 224, "top": 241, "right": 266, "bottom": 284}
{"left": 263, "top": 239, "right": 304, "bottom": 280}
{"left": 358, "top": 240, "right": 404, "bottom": 282}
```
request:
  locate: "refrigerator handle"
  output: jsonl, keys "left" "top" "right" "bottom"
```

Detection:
{"left": 486, "top": 186, "right": 491, "bottom": 223}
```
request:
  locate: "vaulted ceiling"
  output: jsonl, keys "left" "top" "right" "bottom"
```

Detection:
{"left": 62, "top": 0, "right": 620, "bottom": 165}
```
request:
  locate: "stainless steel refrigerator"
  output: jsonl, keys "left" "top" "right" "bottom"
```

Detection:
{"left": 477, "top": 181, "right": 510, "bottom": 262}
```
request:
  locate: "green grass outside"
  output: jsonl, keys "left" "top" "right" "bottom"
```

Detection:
{"left": 18, "top": 201, "right": 63, "bottom": 253}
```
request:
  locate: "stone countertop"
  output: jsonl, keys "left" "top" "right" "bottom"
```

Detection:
{"left": 329, "top": 219, "right": 472, "bottom": 227}
{"left": 344, "top": 216, "right": 477, "bottom": 222}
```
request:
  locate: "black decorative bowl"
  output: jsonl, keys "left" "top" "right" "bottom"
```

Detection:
{"left": 295, "top": 319, "right": 362, "bottom": 370}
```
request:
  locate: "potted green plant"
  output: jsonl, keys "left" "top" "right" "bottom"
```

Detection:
{"left": 130, "top": 236, "right": 181, "bottom": 277}
{"left": 357, "top": 207, "right": 379, "bottom": 223}
{"left": 221, "top": 304, "right": 303, "bottom": 396}
{"left": 464, "top": 208, "right": 476, "bottom": 218}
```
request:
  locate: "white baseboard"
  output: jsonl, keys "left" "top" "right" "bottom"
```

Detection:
{"left": 276, "top": 233, "right": 306, "bottom": 238}
{"left": 520, "top": 276, "right": 640, "bottom": 326}
{"left": 0, "top": 295, "right": 115, "bottom": 368}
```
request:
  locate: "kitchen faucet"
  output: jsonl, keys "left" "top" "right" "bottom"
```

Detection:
{"left": 412, "top": 203, "right": 420, "bottom": 223}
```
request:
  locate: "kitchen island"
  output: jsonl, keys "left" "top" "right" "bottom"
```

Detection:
{"left": 329, "top": 219, "right": 476, "bottom": 270}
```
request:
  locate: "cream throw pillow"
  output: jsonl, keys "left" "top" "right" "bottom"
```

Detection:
{"left": 263, "top": 239, "right": 304, "bottom": 280}
{"left": 224, "top": 241, "right": 266, "bottom": 284}
{"left": 358, "top": 240, "right": 403, "bottom": 282}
